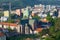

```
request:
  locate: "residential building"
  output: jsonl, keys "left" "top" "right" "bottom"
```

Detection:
{"left": 20, "top": 25, "right": 23, "bottom": 34}
{"left": 20, "top": 19, "right": 29, "bottom": 34}
{"left": 58, "top": 9, "right": 60, "bottom": 18}
{"left": 51, "top": 6, "right": 56, "bottom": 10}
{"left": 41, "top": 18, "right": 48, "bottom": 23}
{"left": 21, "top": 8, "right": 25, "bottom": 13}
{"left": 23, "top": 8, "right": 29, "bottom": 19}
{"left": 0, "top": 22, "right": 21, "bottom": 33}
{"left": 4, "top": 10, "right": 9, "bottom": 17}
{"left": 11, "top": 10, "right": 16, "bottom": 14}
{"left": 31, "top": 4, "right": 45, "bottom": 18}
{"left": 46, "top": 5, "right": 51, "bottom": 12}
{"left": 25, "top": 24, "right": 30, "bottom": 34}
{"left": 0, "top": 16, "right": 8, "bottom": 22}
{"left": 29, "top": 19, "right": 35, "bottom": 30}
{"left": 34, "top": 28, "right": 43, "bottom": 34}
{"left": 29, "top": 19, "right": 35, "bottom": 34}
{"left": 31, "top": 12, "right": 35, "bottom": 17}
{"left": 41, "top": 14, "right": 47, "bottom": 18}
{"left": 50, "top": 12, "right": 54, "bottom": 16}
{"left": 33, "top": 4, "right": 45, "bottom": 13}
{"left": 38, "top": 18, "right": 50, "bottom": 28}
{"left": 29, "top": 15, "right": 32, "bottom": 19}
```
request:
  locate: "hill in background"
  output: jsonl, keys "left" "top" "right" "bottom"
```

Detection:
{"left": 0, "top": 0, "right": 60, "bottom": 9}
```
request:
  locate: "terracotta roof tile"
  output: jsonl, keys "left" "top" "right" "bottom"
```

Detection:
{"left": 35, "top": 28, "right": 43, "bottom": 32}
{"left": 0, "top": 22, "right": 18, "bottom": 27}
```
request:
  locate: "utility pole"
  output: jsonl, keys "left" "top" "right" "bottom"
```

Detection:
{"left": 9, "top": 2, "right": 11, "bottom": 19}
{"left": 9, "top": 2, "right": 11, "bottom": 16}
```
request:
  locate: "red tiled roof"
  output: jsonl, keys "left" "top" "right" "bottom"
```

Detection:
{"left": 35, "top": 28, "right": 43, "bottom": 32}
{"left": 0, "top": 22, "right": 18, "bottom": 27}
{"left": 41, "top": 19, "right": 49, "bottom": 22}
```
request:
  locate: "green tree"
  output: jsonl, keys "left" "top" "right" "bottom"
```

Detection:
{"left": 0, "top": 12, "right": 4, "bottom": 17}
{"left": 8, "top": 27, "right": 13, "bottom": 32}
{"left": 48, "top": 18, "right": 60, "bottom": 40}
{"left": 46, "top": 13, "right": 52, "bottom": 21}
{"left": 46, "top": 13, "right": 57, "bottom": 26}
{"left": 32, "top": 15, "right": 41, "bottom": 20}
{"left": 45, "top": 36, "right": 55, "bottom": 40}
{"left": 7, "top": 19, "right": 15, "bottom": 23}
{"left": 55, "top": 18, "right": 60, "bottom": 30}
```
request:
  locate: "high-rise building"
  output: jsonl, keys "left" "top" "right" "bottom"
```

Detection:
{"left": 58, "top": 9, "right": 60, "bottom": 18}
{"left": 22, "top": 25, "right": 25, "bottom": 34}
{"left": 25, "top": 24, "right": 30, "bottom": 34}
{"left": 23, "top": 8, "right": 29, "bottom": 19}
{"left": 33, "top": 4, "right": 45, "bottom": 13}
{"left": 29, "top": 19, "right": 35, "bottom": 30}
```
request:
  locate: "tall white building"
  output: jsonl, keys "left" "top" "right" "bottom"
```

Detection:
{"left": 46, "top": 5, "right": 51, "bottom": 12}
{"left": 25, "top": 24, "right": 30, "bottom": 34}
{"left": 58, "top": 10, "right": 60, "bottom": 18}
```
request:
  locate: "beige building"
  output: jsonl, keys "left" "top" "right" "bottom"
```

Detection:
{"left": 4, "top": 10, "right": 9, "bottom": 17}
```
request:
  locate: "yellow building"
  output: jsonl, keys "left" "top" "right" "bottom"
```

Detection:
{"left": 4, "top": 11, "right": 9, "bottom": 17}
